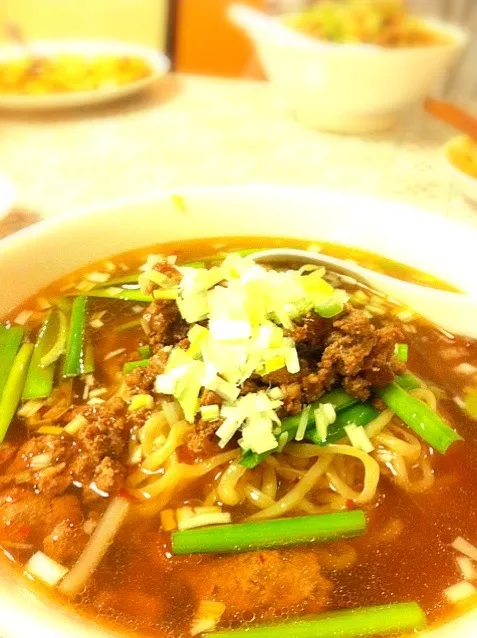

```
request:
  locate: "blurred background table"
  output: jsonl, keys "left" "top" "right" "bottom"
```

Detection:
{"left": 0, "top": 73, "right": 475, "bottom": 235}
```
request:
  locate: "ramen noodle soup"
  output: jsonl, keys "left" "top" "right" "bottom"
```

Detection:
{"left": 0, "top": 53, "right": 152, "bottom": 95}
{"left": 0, "top": 237, "right": 476, "bottom": 638}
{"left": 288, "top": 0, "right": 451, "bottom": 47}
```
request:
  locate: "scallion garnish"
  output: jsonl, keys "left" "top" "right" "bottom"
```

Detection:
{"left": 22, "top": 311, "right": 58, "bottom": 400}
{"left": 172, "top": 511, "right": 366, "bottom": 555}
{"left": 394, "top": 343, "right": 409, "bottom": 362}
{"left": 0, "top": 343, "right": 34, "bottom": 442}
{"left": 210, "top": 602, "right": 426, "bottom": 638}
{"left": 138, "top": 345, "right": 152, "bottom": 359}
{"left": 377, "top": 382, "right": 462, "bottom": 454}
{"left": 0, "top": 325, "right": 24, "bottom": 400}
{"left": 306, "top": 402, "right": 378, "bottom": 446}
{"left": 123, "top": 358, "right": 150, "bottom": 375}
{"left": 63, "top": 296, "right": 90, "bottom": 377}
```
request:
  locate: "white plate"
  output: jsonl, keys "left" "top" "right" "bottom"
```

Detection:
{"left": 0, "top": 173, "right": 16, "bottom": 220}
{"left": 0, "top": 40, "right": 170, "bottom": 110}
{"left": 0, "top": 186, "right": 476, "bottom": 638}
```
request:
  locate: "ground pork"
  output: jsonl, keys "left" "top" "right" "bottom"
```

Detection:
{"left": 125, "top": 350, "right": 169, "bottom": 395}
{"left": 143, "top": 300, "right": 188, "bottom": 351}
{"left": 0, "top": 488, "right": 82, "bottom": 546}
{"left": 5, "top": 398, "right": 131, "bottom": 503}
{"left": 185, "top": 549, "right": 332, "bottom": 621}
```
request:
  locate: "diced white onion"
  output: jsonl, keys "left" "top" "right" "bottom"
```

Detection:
{"left": 87, "top": 271, "right": 110, "bottom": 283}
{"left": 191, "top": 600, "right": 226, "bottom": 637}
{"left": 295, "top": 405, "right": 311, "bottom": 442}
{"left": 454, "top": 363, "right": 477, "bottom": 375}
{"left": 456, "top": 555, "right": 477, "bottom": 581}
{"left": 26, "top": 552, "right": 68, "bottom": 587}
{"left": 14, "top": 310, "right": 33, "bottom": 325}
{"left": 345, "top": 423, "right": 374, "bottom": 453}
{"left": 452, "top": 537, "right": 477, "bottom": 562}
{"left": 178, "top": 512, "right": 231, "bottom": 531}
{"left": 104, "top": 348, "right": 126, "bottom": 361}
{"left": 444, "top": 581, "right": 477, "bottom": 604}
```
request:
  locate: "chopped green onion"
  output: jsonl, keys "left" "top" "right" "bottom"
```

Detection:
{"left": 75, "top": 287, "right": 153, "bottom": 302}
{"left": 22, "top": 311, "right": 58, "bottom": 400}
{"left": 281, "top": 388, "right": 358, "bottom": 435}
{"left": 172, "top": 511, "right": 366, "bottom": 555}
{"left": 377, "top": 382, "right": 462, "bottom": 454}
{"left": 0, "top": 343, "right": 34, "bottom": 442}
{"left": 63, "top": 297, "right": 89, "bottom": 377}
{"left": 240, "top": 388, "right": 358, "bottom": 469}
{"left": 39, "top": 310, "right": 68, "bottom": 368}
{"left": 315, "top": 301, "right": 344, "bottom": 319}
{"left": 0, "top": 325, "right": 24, "bottom": 400}
{"left": 396, "top": 372, "right": 421, "bottom": 391}
{"left": 394, "top": 343, "right": 409, "bottom": 362}
{"left": 211, "top": 603, "right": 426, "bottom": 638}
{"left": 201, "top": 404, "right": 220, "bottom": 421}
{"left": 123, "top": 358, "right": 150, "bottom": 375}
{"left": 138, "top": 345, "right": 152, "bottom": 359}
{"left": 306, "top": 403, "right": 378, "bottom": 446}
{"left": 182, "top": 260, "right": 206, "bottom": 269}
{"left": 82, "top": 338, "right": 95, "bottom": 375}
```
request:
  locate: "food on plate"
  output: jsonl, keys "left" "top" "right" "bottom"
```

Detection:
{"left": 288, "top": 0, "right": 451, "bottom": 47}
{"left": 0, "top": 236, "right": 475, "bottom": 637}
{"left": 0, "top": 53, "right": 152, "bottom": 95}
{"left": 446, "top": 135, "right": 477, "bottom": 179}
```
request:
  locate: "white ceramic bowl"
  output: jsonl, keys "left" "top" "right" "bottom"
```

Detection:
{"left": 230, "top": 6, "right": 467, "bottom": 134}
{"left": 0, "top": 186, "right": 476, "bottom": 637}
{"left": 444, "top": 136, "right": 477, "bottom": 206}
{"left": 0, "top": 40, "right": 170, "bottom": 110}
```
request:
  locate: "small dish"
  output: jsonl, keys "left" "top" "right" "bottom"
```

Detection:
{"left": 0, "top": 40, "right": 170, "bottom": 111}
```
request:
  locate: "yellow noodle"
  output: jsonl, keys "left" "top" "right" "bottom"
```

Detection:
{"left": 390, "top": 453, "right": 409, "bottom": 485}
{"left": 365, "top": 409, "right": 394, "bottom": 439}
{"left": 326, "top": 468, "right": 361, "bottom": 502}
{"left": 275, "top": 466, "right": 306, "bottom": 481}
{"left": 375, "top": 427, "right": 421, "bottom": 462}
{"left": 247, "top": 456, "right": 333, "bottom": 521}
{"left": 405, "top": 455, "right": 435, "bottom": 493}
{"left": 132, "top": 450, "right": 240, "bottom": 517}
{"left": 139, "top": 411, "right": 169, "bottom": 455}
{"left": 127, "top": 421, "right": 190, "bottom": 487}
{"left": 141, "top": 421, "right": 191, "bottom": 471}
{"left": 217, "top": 461, "right": 247, "bottom": 506}
{"left": 410, "top": 387, "right": 437, "bottom": 410}
{"left": 261, "top": 465, "right": 278, "bottom": 500}
{"left": 243, "top": 483, "right": 276, "bottom": 509}
{"left": 286, "top": 443, "right": 380, "bottom": 505}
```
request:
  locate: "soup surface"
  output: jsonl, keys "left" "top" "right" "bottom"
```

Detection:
{"left": 288, "top": 0, "right": 451, "bottom": 47}
{"left": 0, "top": 237, "right": 476, "bottom": 638}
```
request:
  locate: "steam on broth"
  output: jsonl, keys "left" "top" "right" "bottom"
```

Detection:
{"left": 0, "top": 236, "right": 476, "bottom": 638}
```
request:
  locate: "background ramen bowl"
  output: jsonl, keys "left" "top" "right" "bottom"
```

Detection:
{"left": 444, "top": 136, "right": 477, "bottom": 206}
{"left": 231, "top": 8, "right": 467, "bottom": 134}
{"left": 1, "top": 185, "right": 477, "bottom": 637}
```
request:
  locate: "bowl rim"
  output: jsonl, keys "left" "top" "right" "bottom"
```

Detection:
{"left": 254, "top": 13, "right": 468, "bottom": 54}
{"left": 1, "top": 185, "right": 477, "bottom": 638}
